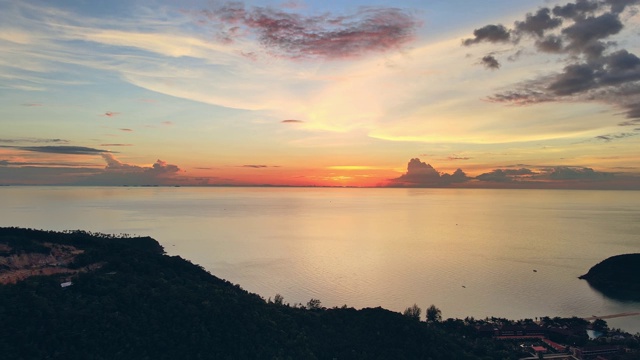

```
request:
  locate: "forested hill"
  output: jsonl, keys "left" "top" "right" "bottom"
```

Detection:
{"left": 579, "top": 253, "right": 640, "bottom": 301}
{"left": 0, "top": 227, "right": 517, "bottom": 359}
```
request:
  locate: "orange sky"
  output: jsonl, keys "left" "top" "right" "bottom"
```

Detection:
{"left": 1, "top": 0, "right": 639, "bottom": 189}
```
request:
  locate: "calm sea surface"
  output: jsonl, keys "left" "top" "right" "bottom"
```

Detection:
{"left": 1, "top": 186, "right": 639, "bottom": 333}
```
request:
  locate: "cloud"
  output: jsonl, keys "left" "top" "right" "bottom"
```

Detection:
{"left": 388, "top": 158, "right": 469, "bottom": 187}
{"left": 0, "top": 138, "right": 68, "bottom": 144}
{"left": 0, "top": 145, "right": 110, "bottom": 155}
{"left": 21, "top": 103, "right": 43, "bottom": 107}
{"left": 504, "top": 168, "right": 535, "bottom": 175}
{"left": 561, "top": 12, "right": 623, "bottom": 58}
{"left": 61, "top": 153, "right": 185, "bottom": 185}
{"left": 101, "top": 154, "right": 181, "bottom": 176}
{"left": 470, "top": 0, "right": 640, "bottom": 123}
{"left": 476, "top": 169, "right": 512, "bottom": 182}
{"left": 102, "top": 111, "right": 120, "bottom": 117}
{"left": 514, "top": 8, "right": 563, "bottom": 37}
{"left": 605, "top": 0, "right": 640, "bottom": 13}
{"left": 448, "top": 155, "right": 471, "bottom": 160}
{"left": 119, "top": 128, "right": 133, "bottom": 132}
{"left": 0, "top": 159, "right": 99, "bottom": 168}
{"left": 462, "top": 24, "right": 511, "bottom": 46}
{"left": 594, "top": 132, "right": 638, "bottom": 141}
{"left": 476, "top": 167, "right": 537, "bottom": 183}
{"left": 552, "top": 0, "right": 600, "bottom": 19}
{"left": 543, "top": 166, "right": 613, "bottom": 180}
{"left": 481, "top": 55, "right": 501, "bottom": 70}
{"left": 150, "top": 159, "right": 181, "bottom": 174}
{"left": 535, "top": 34, "right": 564, "bottom": 53}
{"left": 240, "top": 164, "right": 280, "bottom": 168}
{"left": 193, "top": 2, "right": 419, "bottom": 59}
{"left": 281, "top": 119, "right": 304, "bottom": 123}
{"left": 100, "top": 143, "right": 133, "bottom": 147}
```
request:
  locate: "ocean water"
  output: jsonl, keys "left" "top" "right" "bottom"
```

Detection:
{"left": 1, "top": 186, "right": 639, "bottom": 333}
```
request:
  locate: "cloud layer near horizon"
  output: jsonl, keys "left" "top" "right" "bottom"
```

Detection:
{"left": 387, "top": 158, "right": 637, "bottom": 189}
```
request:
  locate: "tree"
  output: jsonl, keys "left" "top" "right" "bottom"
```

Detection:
{"left": 403, "top": 304, "right": 422, "bottom": 321}
{"left": 426, "top": 304, "right": 442, "bottom": 323}
{"left": 273, "top": 293, "right": 284, "bottom": 306}
{"left": 306, "top": 298, "right": 322, "bottom": 310}
{"left": 592, "top": 319, "right": 608, "bottom": 332}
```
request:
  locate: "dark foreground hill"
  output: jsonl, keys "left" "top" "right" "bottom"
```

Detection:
{"left": 579, "top": 253, "right": 640, "bottom": 301}
{"left": 0, "top": 227, "right": 521, "bottom": 360}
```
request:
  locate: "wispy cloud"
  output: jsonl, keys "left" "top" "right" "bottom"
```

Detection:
{"left": 281, "top": 119, "right": 304, "bottom": 123}
{"left": 0, "top": 138, "right": 68, "bottom": 144}
{"left": 594, "top": 132, "right": 638, "bottom": 142}
{"left": 239, "top": 164, "right": 280, "bottom": 168}
{"left": 0, "top": 145, "right": 110, "bottom": 155}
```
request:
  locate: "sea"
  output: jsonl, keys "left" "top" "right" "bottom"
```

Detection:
{"left": 1, "top": 186, "right": 639, "bottom": 333}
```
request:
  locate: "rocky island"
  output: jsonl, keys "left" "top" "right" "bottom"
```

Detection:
{"left": 579, "top": 253, "right": 640, "bottom": 301}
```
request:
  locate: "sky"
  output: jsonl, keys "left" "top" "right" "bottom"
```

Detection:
{"left": 1, "top": 0, "right": 640, "bottom": 188}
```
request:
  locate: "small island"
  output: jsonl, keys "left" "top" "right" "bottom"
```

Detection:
{"left": 1, "top": 227, "right": 638, "bottom": 359}
{"left": 579, "top": 253, "right": 640, "bottom": 301}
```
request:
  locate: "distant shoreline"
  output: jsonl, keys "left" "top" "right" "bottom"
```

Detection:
{"left": 583, "top": 312, "right": 640, "bottom": 321}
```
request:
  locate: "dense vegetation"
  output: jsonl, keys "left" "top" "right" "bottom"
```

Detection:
{"left": 0, "top": 227, "right": 528, "bottom": 360}
{"left": 2, "top": 228, "right": 638, "bottom": 359}
{"left": 579, "top": 253, "right": 640, "bottom": 301}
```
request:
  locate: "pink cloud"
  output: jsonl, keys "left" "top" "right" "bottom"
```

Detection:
{"left": 193, "top": 3, "right": 419, "bottom": 59}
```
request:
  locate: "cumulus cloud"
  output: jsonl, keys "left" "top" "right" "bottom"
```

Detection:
{"left": 476, "top": 169, "right": 512, "bottom": 182}
{"left": 515, "top": 8, "right": 563, "bottom": 38}
{"left": 462, "top": 24, "right": 512, "bottom": 46}
{"left": 481, "top": 55, "right": 501, "bottom": 69}
{"left": 476, "top": 167, "right": 536, "bottom": 183}
{"left": 552, "top": 0, "right": 600, "bottom": 19}
{"left": 192, "top": 2, "right": 419, "bottom": 59}
{"left": 61, "top": 153, "right": 185, "bottom": 185}
{"left": 388, "top": 158, "right": 469, "bottom": 187}
{"left": 384, "top": 158, "right": 634, "bottom": 189}
{"left": 544, "top": 166, "right": 613, "bottom": 180}
{"left": 0, "top": 152, "right": 186, "bottom": 186}
{"left": 467, "top": 0, "right": 640, "bottom": 124}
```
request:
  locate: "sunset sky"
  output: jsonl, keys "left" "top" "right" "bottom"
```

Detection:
{"left": 1, "top": 0, "right": 640, "bottom": 188}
